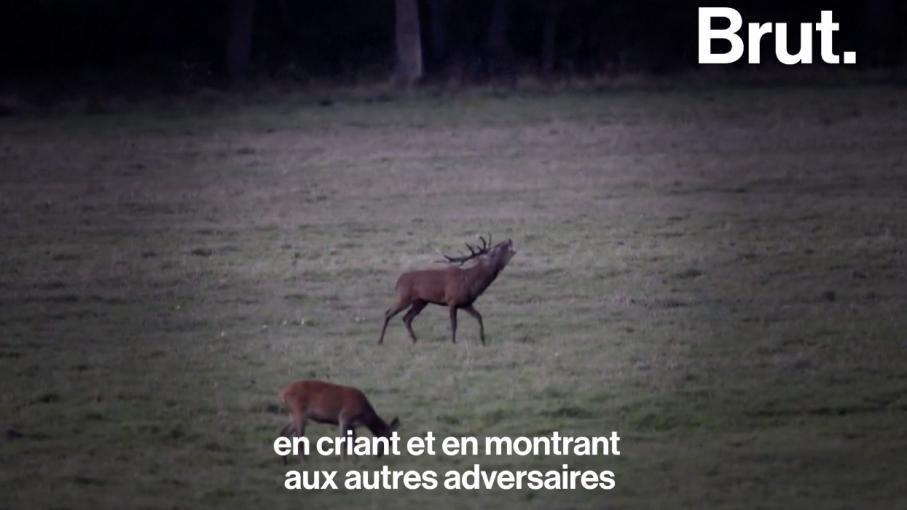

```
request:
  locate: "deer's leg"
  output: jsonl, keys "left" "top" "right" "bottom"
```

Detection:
{"left": 402, "top": 300, "right": 427, "bottom": 343}
{"left": 449, "top": 305, "right": 458, "bottom": 343}
{"left": 279, "top": 417, "right": 307, "bottom": 464}
{"left": 378, "top": 300, "right": 410, "bottom": 344}
{"left": 279, "top": 422, "right": 293, "bottom": 465}
{"left": 462, "top": 305, "right": 485, "bottom": 345}
{"left": 295, "top": 418, "right": 307, "bottom": 458}
{"left": 292, "top": 416, "right": 306, "bottom": 437}
{"left": 278, "top": 414, "right": 305, "bottom": 439}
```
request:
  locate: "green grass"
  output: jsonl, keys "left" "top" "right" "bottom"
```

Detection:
{"left": 2, "top": 86, "right": 907, "bottom": 509}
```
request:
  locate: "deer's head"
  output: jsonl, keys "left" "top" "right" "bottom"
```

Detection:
{"left": 440, "top": 235, "right": 515, "bottom": 267}
{"left": 489, "top": 238, "right": 516, "bottom": 269}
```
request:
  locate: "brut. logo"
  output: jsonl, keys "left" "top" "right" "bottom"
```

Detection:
{"left": 698, "top": 7, "right": 856, "bottom": 65}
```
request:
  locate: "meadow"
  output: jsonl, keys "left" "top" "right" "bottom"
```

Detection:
{"left": 2, "top": 85, "right": 906, "bottom": 509}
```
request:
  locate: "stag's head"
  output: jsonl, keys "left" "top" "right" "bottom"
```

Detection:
{"left": 490, "top": 238, "right": 517, "bottom": 269}
{"left": 440, "top": 235, "right": 515, "bottom": 269}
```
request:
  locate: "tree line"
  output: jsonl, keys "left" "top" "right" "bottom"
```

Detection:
{"left": 1, "top": 0, "right": 905, "bottom": 90}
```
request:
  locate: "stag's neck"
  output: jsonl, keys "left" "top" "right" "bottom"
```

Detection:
{"left": 465, "top": 259, "right": 504, "bottom": 298}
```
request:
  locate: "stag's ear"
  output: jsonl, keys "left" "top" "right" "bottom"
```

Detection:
{"left": 389, "top": 417, "right": 400, "bottom": 430}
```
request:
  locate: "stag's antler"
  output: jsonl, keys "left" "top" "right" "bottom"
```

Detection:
{"left": 438, "top": 234, "right": 492, "bottom": 265}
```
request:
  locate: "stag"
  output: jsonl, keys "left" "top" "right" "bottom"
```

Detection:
{"left": 378, "top": 235, "right": 516, "bottom": 344}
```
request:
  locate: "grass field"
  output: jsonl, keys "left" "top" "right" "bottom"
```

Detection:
{"left": 2, "top": 86, "right": 907, "bottom": 509}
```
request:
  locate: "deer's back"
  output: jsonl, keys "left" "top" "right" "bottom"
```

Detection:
{"left": 280, "top": 379, "right": 374, "bottom": 424}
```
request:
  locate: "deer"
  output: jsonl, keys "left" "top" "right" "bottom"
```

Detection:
{"left": 378, "top": 235, "right": 516, "bottom": 345}
{"left": 278, "top": 379, "right": 399, "bottom": 460}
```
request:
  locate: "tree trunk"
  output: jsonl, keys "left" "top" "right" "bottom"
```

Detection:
{"left": 486, "top": 0, "right": 512, "bottom": 76}
{"left": 429, "top": 0, "right": 451, "bottom": 67}
{"left": 865, "top": 0, "right": 896, "bottom": 64}
{"left": 225, "top": 0, "right": 255, "bottom": 80}
{"left": 394, "top": 0, "right": 423, "bottom": 87}
{"left": 541, "top": 0, "right": 561, "bottom": 73}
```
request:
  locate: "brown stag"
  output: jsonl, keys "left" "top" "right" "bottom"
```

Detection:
{"left": 378, "top": 235, "right": 516, "bottom": 344}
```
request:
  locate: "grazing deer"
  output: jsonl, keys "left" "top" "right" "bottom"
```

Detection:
{"left": 278, "top": 379, "right": 399, "bottom": 458}
{"left": 378, "top": 235, "right": 516, "bottom": 344}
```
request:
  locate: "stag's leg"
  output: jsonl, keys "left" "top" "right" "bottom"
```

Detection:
{"left": 449, "top": 305, "right": 458, "bottom": 343}
{"left": 462, "top": 305, "right": 485, "bottom": 345}
{"left": 402, "top": 300, "right": 427, "bottom": 343}
{"left": 378, "top": 300, "right": 410, "bottom": 344}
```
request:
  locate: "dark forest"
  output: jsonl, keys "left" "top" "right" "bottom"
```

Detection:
{"left": 2, "top": 0, "right": 906, "bottom": 96}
